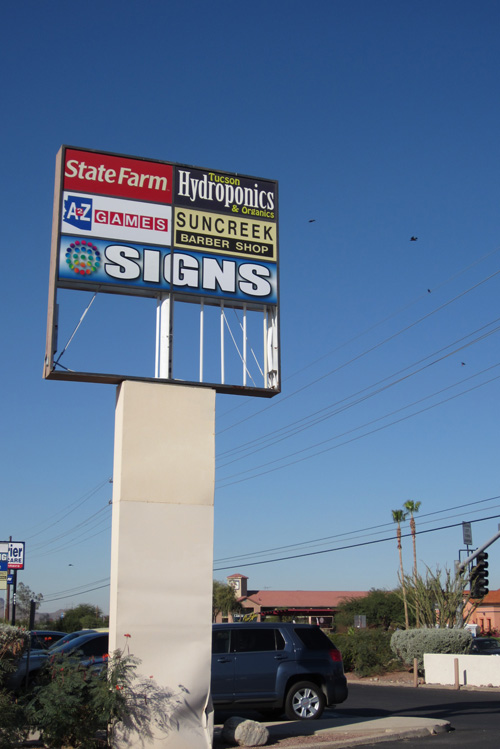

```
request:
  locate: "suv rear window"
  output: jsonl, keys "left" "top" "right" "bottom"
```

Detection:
{"left": 293, "top": 627, "right": 334, "bottom": 650}
{"left": 232, "top": 627, "right": 285, "bottom": 652}
{"left": 213, "top": 627, "right": 286, "bottom": 654}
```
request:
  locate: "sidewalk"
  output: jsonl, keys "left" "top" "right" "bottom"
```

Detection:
{"left": 214, "top": 714, "right": 450, "bottom": 748}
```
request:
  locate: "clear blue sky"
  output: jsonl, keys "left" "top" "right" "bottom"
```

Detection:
{"left": 2, "top": 1, "right": 500, "bottom": 615}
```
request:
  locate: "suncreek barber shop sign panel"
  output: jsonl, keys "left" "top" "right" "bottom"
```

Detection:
{"left": 55, "top": 147, "right": 278, "bottom": 307}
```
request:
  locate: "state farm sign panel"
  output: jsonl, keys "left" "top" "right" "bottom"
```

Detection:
{"left": 54, "top": 147, "right": 278, "bottom": 307}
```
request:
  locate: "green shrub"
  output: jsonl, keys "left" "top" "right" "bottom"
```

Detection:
{"left": 0, "top": 624, "right": 29, "bottom": 685}
{"left": 0, "top": 625, "right": 30, "bottom": 747}
{"left": 25, "top": 650, "right": 138, "bottom": 748}
{"left": 390, "top": 628, "right": 472, "bottom": 670}
{"left": 330, "top": 629, "right": 404, "bottom": 677}
{"left": 0, "top": 689, "right": 26, "bottom": 749}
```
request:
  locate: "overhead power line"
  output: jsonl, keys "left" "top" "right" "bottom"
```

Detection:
{"left": 42, "top": 577, "right": 111, "bottom": 601}
{"left": 217, "top": 243, "right": 500, "bottom": 424}
{"left": 217, "top": 321, "right": 500, "bottom": 467}
{"left": 31, "top": 523, "right": 111, "bottom": 560}
{"left": 42, "top": 583, "right": 111, "bottom": 604}
{"left": 216, "top": 367, "right": 500, "bottom": 488}
{"left": 214, "top": 494, "right": 500, "bottom": 564}
{"left": 217, "top": 263, "right": 500, "bottom": 436}
{"left": 24, "top": 477, "right": 112, "bottom": 540}
{"left": 213, "top": 513, "right": 500, "bottom": 571}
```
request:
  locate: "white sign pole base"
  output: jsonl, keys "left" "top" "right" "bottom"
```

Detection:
{"left": 109, "top": 381, "right": 215, "bottom": 748}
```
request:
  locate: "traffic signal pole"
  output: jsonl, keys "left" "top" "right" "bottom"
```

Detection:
{"left": 458, "top": 528, "right": 500, "bottom": 573}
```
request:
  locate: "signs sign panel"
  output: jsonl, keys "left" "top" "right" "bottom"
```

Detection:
{"left": 54, "top": 147, "right": 278, "bottom": 308}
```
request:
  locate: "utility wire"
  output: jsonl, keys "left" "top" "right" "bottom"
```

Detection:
{"left": 39, "top": 505, "right": 500, "bottom": 602}
{"left": 217, "top": 243, "right": 500, "bottom": 423}
{"left": 216, "top": 367, "right": 500, "bottom": 487}
{"left": 29, "top": 505, "right": 111, "bottom": 551}
{"left": 217, "top": 264, "right": 500, "bottom": 436}
{"left": 213, "top": 513, "right": 500, "bottom": 571}
{"left": 31, "top": 524, "right": 111, "bottom": 559}
{"left": 214, "top": 494, "right": 500, "bottom": 563}
{"left": 217, "top": 503, "right": 500, "bottom": 566}
{"left": 42, "top": 583, "right": 111, "bottom": 604}
{"left": 42, "top": 577, "right": 111, "bottom": 600}
{"left": 217, "top": 321, "right": 500, "bottom": 466}
{"left": 24, "top": 477, "right": 112, "bottom": 540}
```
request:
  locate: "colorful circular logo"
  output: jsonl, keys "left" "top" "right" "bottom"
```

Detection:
{"left": 65, "top": 241, "right": 101, "bottom": 276}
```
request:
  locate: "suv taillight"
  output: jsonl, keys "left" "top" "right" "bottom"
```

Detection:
{"left": 329, "top": 648, "right": 342, "bottom": 662}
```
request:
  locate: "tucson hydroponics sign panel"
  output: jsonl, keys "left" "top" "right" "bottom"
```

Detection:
{"left": 57, "top": 147, "right": 278, "bottom": 305}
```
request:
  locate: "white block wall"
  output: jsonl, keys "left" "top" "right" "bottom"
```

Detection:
{"left": 424, "top": 653, "right": 500, "bottom": 687}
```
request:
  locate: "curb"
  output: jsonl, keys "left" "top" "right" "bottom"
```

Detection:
{"left": 214, "top": 718, "right": 451, "bottom": 748}
{"left": 263, "top": 724, "right": 450, "bottom": 749}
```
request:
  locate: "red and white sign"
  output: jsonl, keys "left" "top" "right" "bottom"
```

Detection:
{"left": 8, "top": 542, "right": 25, "bottom": 570}
{"left": 62, "top": 192, "right": 172, "bottom": 245}
{"left": 63, "top": 148, "right": 173, "bottom": 204}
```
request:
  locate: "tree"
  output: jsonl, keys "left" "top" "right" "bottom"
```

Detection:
{"left": 212, "top": 580, "right": 242, "bottom": 622}
{"left": 391, "top": 509, "right": 409, "bottom": 628}
{"left": 401, "top": 565, "right": 478, "bottom": 629}
{"left": 15, "top": 582, "right": 43, "bottom": 624}
{"left": 334, "top": 589, "right": 409, "bottom": 631}
{"left": 60, "top": 604, "right": 105, "bottom": 632}
{"left": 403, "top": 499, "right": 421, "bottom": 626}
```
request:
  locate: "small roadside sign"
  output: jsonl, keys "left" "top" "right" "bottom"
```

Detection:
{"left": 462, "top": 522, "right": 473, "bottom": 546}
{"left": 7, "top": 542, "right": 25, "bottom": 570}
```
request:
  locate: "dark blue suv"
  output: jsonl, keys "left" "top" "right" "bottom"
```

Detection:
{"left": 212, "top": 622, "right": 347, "bottom": 720}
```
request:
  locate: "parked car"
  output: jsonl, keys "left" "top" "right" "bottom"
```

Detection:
{"left": 212, "top": 622, "right": 347, "bottom": 720}
{"left": 470, "top": 637, "right": 500, "bottom": 655}
{"left": 29, "top": 630, "right": 67, "bottom": 650}
{"left": 8, "top": 631, "right": 109, "bottom": 691}
{"left": 42, "top": 629, "right": 98, "bottom": 652}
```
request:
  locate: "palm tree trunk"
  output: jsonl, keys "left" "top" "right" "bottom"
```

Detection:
{"left": 398, "top": 527, "right": 409, "bottom": 628}
{"left": 410, "top": 517, "right": 419, "bottom": 627}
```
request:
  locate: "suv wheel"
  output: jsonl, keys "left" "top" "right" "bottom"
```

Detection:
{"left": 285, "top": 681, "right": 325, "bottom": 720}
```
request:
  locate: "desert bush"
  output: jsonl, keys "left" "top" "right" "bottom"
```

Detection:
{"left": 0, "top": 624, "right": 29, "bottom": 684}
{"left": 390, "top": 627, "right": 472, "bottom": 670}
{"left": 331, "top": 629, "right": 403, "bottom": 677}
{"left": 25, "top": 649, "right": 138, "bottom": 748}
{"left": 0, "top": 625, "right": 30, "bottom": 747}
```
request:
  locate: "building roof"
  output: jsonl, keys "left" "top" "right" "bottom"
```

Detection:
{"left": 478, "top": 589, "right": 500, "bottom": 605}
{"left": 240, "top": 590, "right": 367, "bottom": 608}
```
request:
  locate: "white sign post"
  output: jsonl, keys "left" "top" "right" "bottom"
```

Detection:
{"left": 109, "top": 381, "right": 215, "bottom": 748}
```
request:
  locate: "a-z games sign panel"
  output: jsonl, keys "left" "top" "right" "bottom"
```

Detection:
{"left": 54, "top": 147, "right": 278, "bottom": 307}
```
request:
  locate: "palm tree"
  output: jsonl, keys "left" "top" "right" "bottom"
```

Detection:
{"left": 392, "top": 509, "right": 409, "bottom": 628}
{"left": 403, "top": 500, "right": 421, "bottom": 579}
{"left": 404, "top": 500, "right": 421, "bottom": 627}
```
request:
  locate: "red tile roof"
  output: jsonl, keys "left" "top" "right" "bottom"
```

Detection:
{"left": 479, "top": 589, "right": 500, "bottom": 605}
{"left": 240, "top": 590, "right": 367, "bottom": 607}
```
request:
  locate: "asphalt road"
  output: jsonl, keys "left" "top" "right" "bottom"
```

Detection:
{"left": 335, "top": 683, "right": 500, "bottom": 748}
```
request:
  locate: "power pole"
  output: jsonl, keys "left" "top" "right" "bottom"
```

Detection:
{"left": 5, "top": 535, "right": 12, "bottom": 622}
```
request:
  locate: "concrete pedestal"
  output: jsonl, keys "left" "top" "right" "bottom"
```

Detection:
{"left": 109, "top": 381, "right": 215, "bottom": 748}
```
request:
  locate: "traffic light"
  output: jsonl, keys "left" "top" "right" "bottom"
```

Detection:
{"left": 470, "top": 552, "right": 489, "bottom": 598}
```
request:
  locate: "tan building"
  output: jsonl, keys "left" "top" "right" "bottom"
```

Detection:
{"left": 465, "top": 589, "right": 500, "bottom": 635}
{"left": 220, "top": 573, "right": 368, "bottom": 627}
